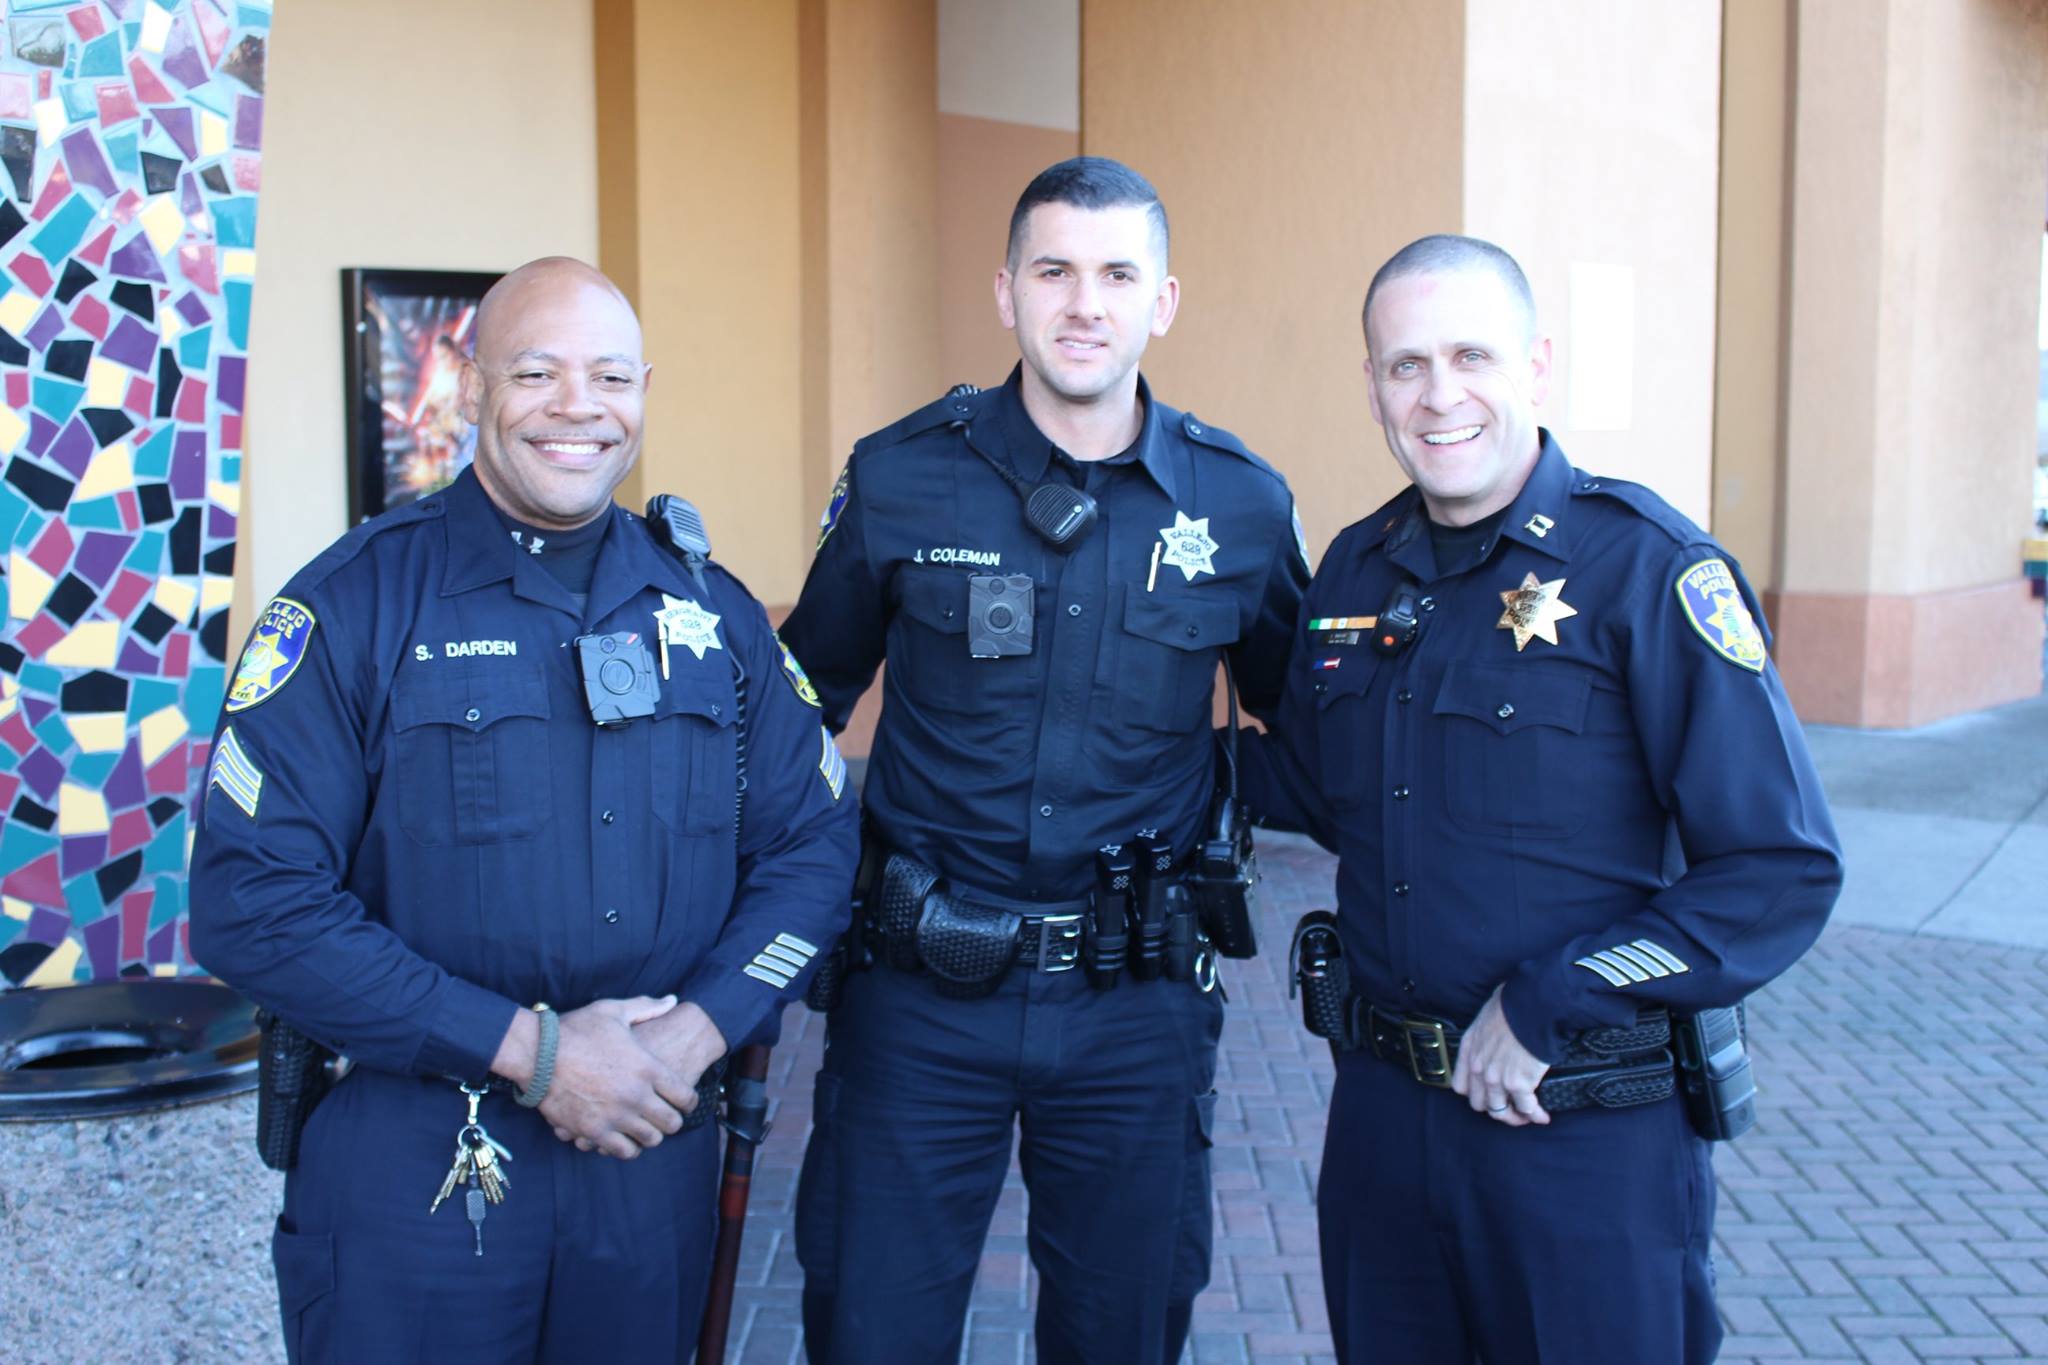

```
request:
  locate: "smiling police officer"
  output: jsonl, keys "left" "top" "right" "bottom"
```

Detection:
{"left": 189, "top": 258, "right": 858, "bottom": 1362}
{"left": 1244, "top": 235, "right": 1844, "bottom": 1364}
{"left": 782, "top": 159, "right": 1309, "bottom": 1364}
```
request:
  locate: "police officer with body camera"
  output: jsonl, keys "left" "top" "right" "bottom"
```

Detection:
{"left": 1243, "top": 236, "right": 1843, "bottom": 1364}
{"left": 782, "top": 159, "right": 1309, "bottom": 1364}
{"left": 189, "top": 258, "right": 859, "bottom": 1362}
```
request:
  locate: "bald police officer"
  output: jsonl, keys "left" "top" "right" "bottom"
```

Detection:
{"left": 1245, "top": 236, "right": 1843, "bottom": 1364}
{"left": 190, "top": 258, "right": 859, "bottom": 1362}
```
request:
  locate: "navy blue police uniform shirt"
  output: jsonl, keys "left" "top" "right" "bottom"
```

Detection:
{"left": 782, "top": 369, "right": 1310, "bottom": 899}
{"left": 189, "top": 468, "right": 860, "bottom": 1083}
{"left": 1245, "top": 432, "right": 1843, "bottom": 1061}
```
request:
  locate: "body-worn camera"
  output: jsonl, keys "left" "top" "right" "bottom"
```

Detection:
{"left": 575, "top": 631, "right": 661, "bottom": 726}
{"left": 1372, "top": 582, "right": 1423, "bottom": 657}
{"left": 968, "top": 574, "right": 1035, "bottom": 658}
{"left": 1674, "top": 1004, "right": 1756, "bottom": 1141}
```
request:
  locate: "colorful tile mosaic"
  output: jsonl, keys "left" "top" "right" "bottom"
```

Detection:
{"left": 0, "top": 0, "right": 266, "bottom": 988}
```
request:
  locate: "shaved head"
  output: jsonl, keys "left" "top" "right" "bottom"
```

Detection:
{"left": 474, "top": 256, "right": 639, "bottom": 366}
{"left": 459, "top": 256, "right": 651, "bottom": 531}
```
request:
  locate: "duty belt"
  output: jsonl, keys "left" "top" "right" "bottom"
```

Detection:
{"left": 928, "top": 874, "right": 1091, "bottom": 977}
{"left": 1354, "top": 1000, "right": 1678, "bottom": 1114}
{"left": 1015, "top": 912, "right": 1086, "bottom": 973}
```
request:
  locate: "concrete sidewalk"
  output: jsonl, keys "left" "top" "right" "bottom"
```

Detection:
{"left": 725, "top": 692, "right": 2048, "bottom": 1364}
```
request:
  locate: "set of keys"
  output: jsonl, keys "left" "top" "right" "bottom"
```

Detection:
{"left": 428, "top": 1083, "right": 513, "bottom": 1255}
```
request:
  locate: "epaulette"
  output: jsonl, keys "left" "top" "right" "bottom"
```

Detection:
{"left": 1174, "top": 409, "right": 1291, "bottom": 491}
{"left": 1328, "top": 485, "right": 1420, "bottom": 555}
{"left": 855, "top": 381, "right": 998, "bottom": 454}
{"left": 287, "top": 493, "right": 447, "bottom": 595}
{"left": 1568, "top": 472, "right": 1706, "bottom": 548}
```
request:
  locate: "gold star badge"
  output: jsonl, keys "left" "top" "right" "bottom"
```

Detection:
{"left": 1496, "top": 573, "right": 1578, "bottom": 651}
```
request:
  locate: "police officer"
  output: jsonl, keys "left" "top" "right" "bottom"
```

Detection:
{"left": 188, "top": 258, "right": 859, "bottom": 1362}
{"left": 1242, "top": 235, "right": 1844, "bottom": 1364}
{"left": 783, "top": 158, "right": 1309, "bottom": 1364}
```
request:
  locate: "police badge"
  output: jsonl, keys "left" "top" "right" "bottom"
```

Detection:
{"left": 1157, "top": 511, "right": 1219, "bottom": 581}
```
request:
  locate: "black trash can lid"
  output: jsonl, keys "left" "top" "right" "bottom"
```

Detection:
{"left": 0, "top": 979, "right": 259, "bottom": 1121}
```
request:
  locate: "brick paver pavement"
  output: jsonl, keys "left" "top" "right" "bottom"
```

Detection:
{"left": 724, "top": 836, "right": 2048, "bottom": 1364}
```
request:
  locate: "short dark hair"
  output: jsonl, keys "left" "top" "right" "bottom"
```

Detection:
{"left": 1362, "top": 234, "right": 1536, "bottom": 344}
{"left": 1006, "top": 156, "right": 1170, "bottom": 272}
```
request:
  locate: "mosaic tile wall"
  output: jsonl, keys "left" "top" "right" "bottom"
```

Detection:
{"left": 0, "top": 0, "right": 267, "bottom": 988}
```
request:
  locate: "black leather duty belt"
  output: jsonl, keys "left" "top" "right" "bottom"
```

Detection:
{"left": 1354, "top": 1001, "right": 1678, "bottom": 1114}
{"left": 1014, "top": 912, "right": 1086, "bottom": 974}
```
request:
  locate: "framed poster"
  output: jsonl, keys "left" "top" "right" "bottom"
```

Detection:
{"left": 341, "top": 268, "right": 502, "bottom": 523}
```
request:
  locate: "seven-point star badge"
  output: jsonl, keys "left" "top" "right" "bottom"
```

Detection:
{"left": 655, "top": 594, "right": 723, "bottom": 661}
{"left": 1496, "top": 572, "right": 1578, "bottom": 651}
{"left": 1158, "top": 511, "right": 1219, "bottom": 581}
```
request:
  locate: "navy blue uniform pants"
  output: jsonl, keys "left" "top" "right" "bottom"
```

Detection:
{"left": 796, "top": 962, "right": 1222, "bottom": 1365}
{"left": 271, "top": 1067, "right": 719, "bottom": 1363}
{"left": 1318, "top": 1049, "right": 1720, "bottom": 1365}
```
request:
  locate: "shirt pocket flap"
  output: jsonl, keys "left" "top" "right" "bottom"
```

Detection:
{"left": 391, "top": 668, "right": 550, "bottom": 734}
{"left": 1310, "top": 655, "right": 1379, "bottom": 709}
{"left": 656, "top": 672, "right": 736, "bottom": 729}
{"left": 1121, "top": 593, "right": 1241, "bottom": 653}
{"left": 1432, "top": 663, "right": 1590, "bottom": 736}
{"left": 897, "top": 567, "right": 967, "bottom": 635}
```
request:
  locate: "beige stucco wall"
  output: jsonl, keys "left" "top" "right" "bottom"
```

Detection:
{"left": 1784, "top": 0, "right": 2048, "bottom": 597}
{"left": 603, "top": 1, "right": 809, "bottom": 604}
{"left": 238, "top": 0, "right": 599, "bottom": 625}
{"left": 810, "top": 0, "right": 944, "bottom": 495}
{"left": 934, "top": 0, "right": 1081, "bottom": 392}
{"left": 1713, "top": 0, "right": 1795, "bottom": 584}
{"left": 1082, "top": 1, "right": 1467, "bottom": 560}
{"left": 1463, "top": 0, "right": 1723, "bottom": 528}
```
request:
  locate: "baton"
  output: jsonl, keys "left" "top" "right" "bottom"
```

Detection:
{"left": 697, "top": 1042, "right": 773, "bottom": 1362}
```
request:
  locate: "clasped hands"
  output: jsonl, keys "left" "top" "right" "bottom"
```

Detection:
{"left": 492, "top": 995, "right": 727, "bottom": 1160}
{"left": 1448, "top": 984, "right": 1551, "bottom": 1127}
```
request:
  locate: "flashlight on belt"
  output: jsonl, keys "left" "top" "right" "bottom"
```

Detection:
{"left": 1129, "top": 832, "right": 1174, "bottom": 981}
{"left": 1087, "top": 844, "right": 1134, "bottom": 989}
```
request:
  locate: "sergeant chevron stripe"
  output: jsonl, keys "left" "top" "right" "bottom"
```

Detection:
{"left": 743, "top": 931, "right": 821, "bottom": 989}
{"left": 207, "top": 727, "right": 263, "bottom": 818}
{"left": 1574, "top": 938, "right": 1690, "bottom": 988}
{"left": 818, "top": 726, "right": 847, "bottom": 800}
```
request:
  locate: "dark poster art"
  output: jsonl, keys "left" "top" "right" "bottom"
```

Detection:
{"left": 341, "top": 268, "right": 500, "bottom": 522}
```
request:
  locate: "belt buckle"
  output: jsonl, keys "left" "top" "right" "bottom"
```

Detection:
{"left": 1402, "top": 1016, "right": 1454, "bottom": 1088}
{"left": 1037, "top": 914, "right": 1083, "bottom": 972}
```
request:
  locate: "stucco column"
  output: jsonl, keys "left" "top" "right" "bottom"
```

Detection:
{"left": 1769, "top": 0, "right": 2047, "bottom": 726}
{"left": 593, "top": 0, "right": 810, "bottom": 604}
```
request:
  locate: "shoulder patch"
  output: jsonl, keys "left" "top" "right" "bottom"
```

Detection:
{"left": 816, "top": 462, "right": 851, "bottom": 550}
{"left": 1674, "top": 558, "right": 1766, "bottom": 672}
{"left": 225, "top": 598, "right": 317, "bottom": 712}
{"left": 778, "top": 635, "right": 821, "bottom": 706}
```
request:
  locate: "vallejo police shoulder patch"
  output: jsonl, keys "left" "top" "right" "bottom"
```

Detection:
{"left": 778, "top": 635, "right": 821, "bottom": 707}
{"left": 225, "top": 597, "right": 318, "bottom": 712}
{"left": 1674, "top": 558, "right": 1766, "bottom": 673}
{"left": 816, "top": 462, "right": 851, "bottom": 550}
